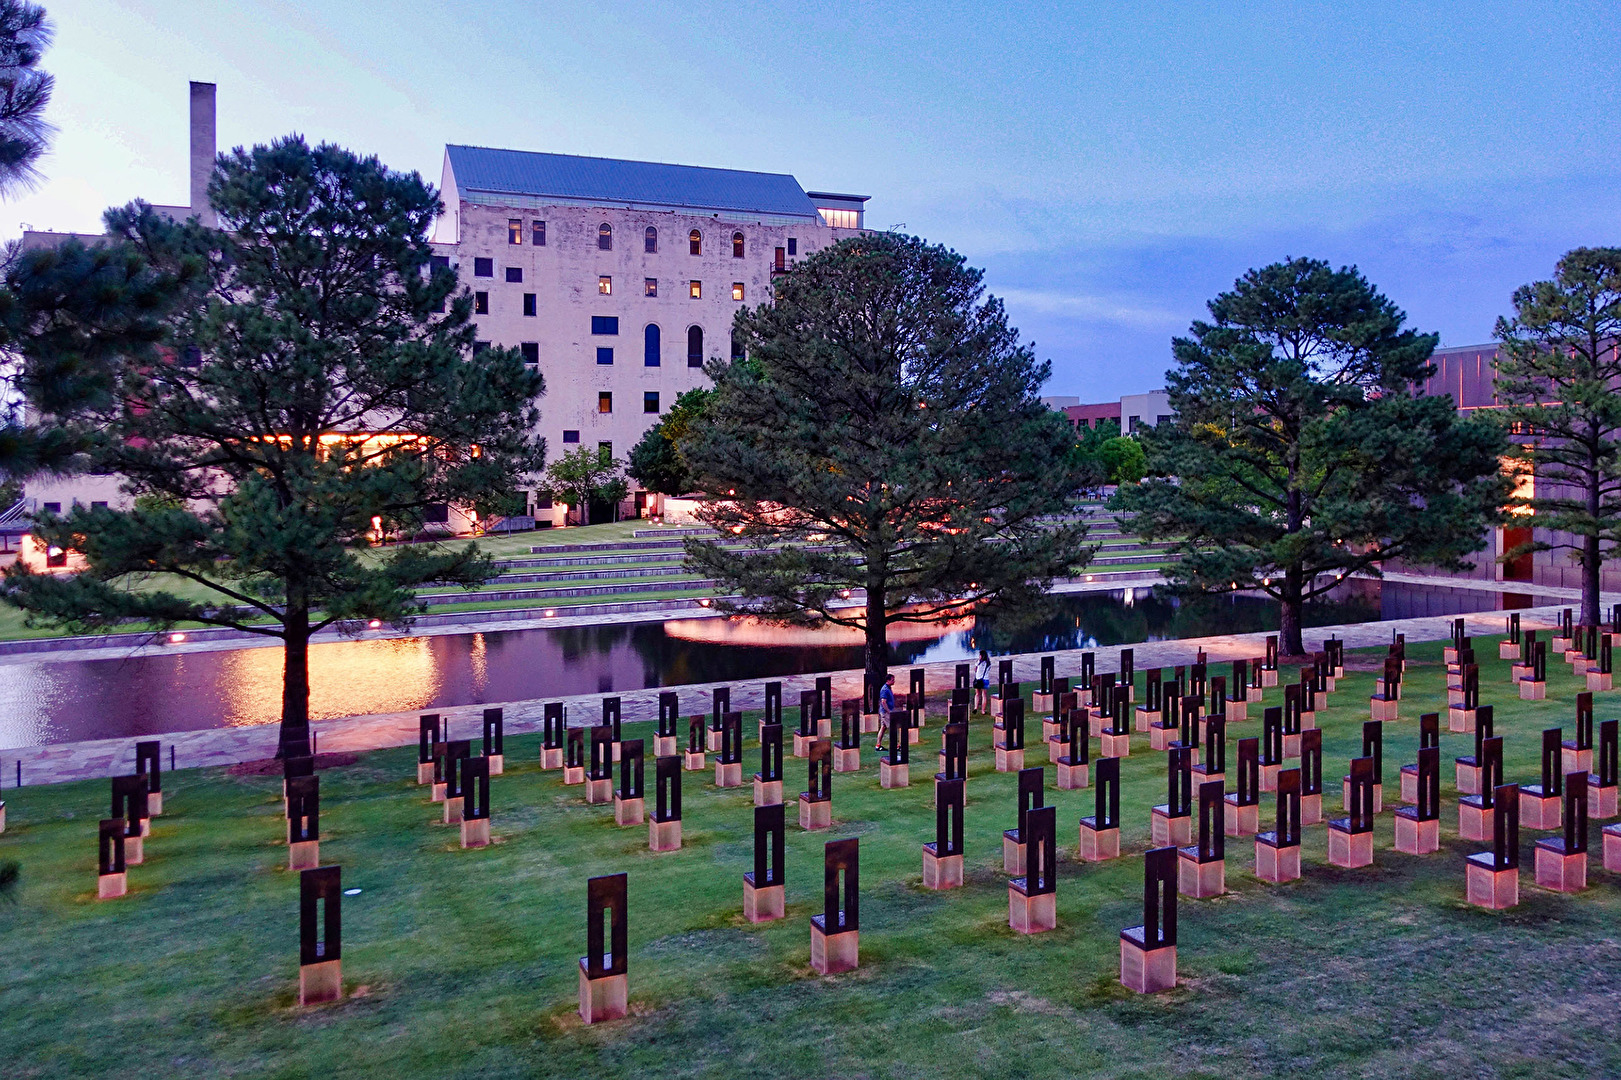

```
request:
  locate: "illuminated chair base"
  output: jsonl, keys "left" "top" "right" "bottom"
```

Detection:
{"left": 1119, "top": 928, "right": 1175, "bottom": 993}
{"left": 299, "top": 959, "right": 341, "bottom": 1007}
{"left": 921, "top": 844, "right": 963, "bottom": 889}
{"left": 577, "top": 962, "right": 626, "bottom": 1024}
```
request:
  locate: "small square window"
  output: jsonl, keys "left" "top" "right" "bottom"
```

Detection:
{"left": 598, "top": 392, "right": 613, "bottom": 414}
{"left": 473, "top": 341, "right": 490, "bottom": 354}
{"left": 645, "top": 278, "right": 658, "bottom": 297}
{"left": 598, "top": 441, "right": 613, "bottom": 463}
{"left": 732, "top": 282, "right": 745, "bottom": 301}
{"left": 591, "top": 316, "right": 619, "bottom": 335}
{"left": 562, "top": 429, "right": 580, "bottom": 443}
{"left": 787, "top": 238, "right": 797, "bottom": 256}
{"left": 474, "top": 291, "right": 489, "bottom": 314}
{"left": 520, "top": 342, "right": 539, "bottom": 365}
{"left": 599, "top": 276, "right": 612, "bottom": 295}
{"left": 532, "top": 221, "right": 546, "bottom": 246}
{"left": 644, "top": 391, "right": 660, "bottom": 414}
{"left": 473, "top": 257, "right": 493, "bottom": 277}
{"left": 597, "top": 347, "right": 614, "bottom": 365}
{"left": 42, "top": 501, "right": 60, "bottom": 514}
{"left": 506, "top": 267, "right": 523, "bottom": 283}
{"left": 523, "top": 293, "right": 536, "bottom": 317}
{"left": 508, "top": 219, "right": 522, "bottom": 245}
{"left": 689, "top": 280, "right": 701, "bottom": 300}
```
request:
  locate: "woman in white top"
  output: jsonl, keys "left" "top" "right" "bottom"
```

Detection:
{"left": 973, "top": 650, "right": 992, "bottom": 715}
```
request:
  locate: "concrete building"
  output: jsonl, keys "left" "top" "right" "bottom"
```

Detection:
{"left": 1049, "top": 390, "right": 1173, "bottom": 436}
{"left": 428, "top": 146, "right": 868, "bottom": 519}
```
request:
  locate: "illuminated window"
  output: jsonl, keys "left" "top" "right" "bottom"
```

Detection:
{"left": 597, "top": 347, "right": 614, "bottom": 365}
{"left": 599, "top": 276, "right": 612, "bottom": 295}
{"left": 563, "top": 430, "right": 580, "bottom": 443}
{"left": 591, "top": 316, "right": 619, "bottom": 335}
{"left": 818, "top": 208, "right": 859, "bottom": 229}
{"left": 689, "top": 280, "right": 701, "bottom": 300}
{"left": 508, "top": 219, "right": 522, "bottom": 244}
{"left": 520, "top": 342, "right": 539, "bottom": 365}
{"left": 598, "top": 392, "right": 613, "bottom": 414}
{"left": 689, "top": 229, "right": 702, "bottom": 255}
{"left": 473, "top": 257, "right": 493, "bottom": 277}
{"left": 645, "top": 277, "right": 657, "bottom": 297}
{"left": 523, "top": 293, "right": 536, "bottom": 316}
{"left": 505, "top": 267, "right": 522, "bottom": 283}
{"left": 644, "top": 391, "right": 660, "bottom": 414}
{"left": 532, "top": 220, "right": 546, "bottom": 246}
{"left": 732, "top": 282, "right": 745, "bottom": 301}
{"left": 474, "top": 291, "right": 489, "bottom": 314}
{"left": 644, "top": 324, "right": 660, "bottom": 366}
{"left": 645, "top": 227, "right": 658, "bottom": 253}
{"left": 732, "top": 232, "right": 745, "bottom": 258}
{"left": 598, "top": 222, "right": 612, "bottom": 250}
{"left": 687, "top": 325, "right": 703, "bottom": 367}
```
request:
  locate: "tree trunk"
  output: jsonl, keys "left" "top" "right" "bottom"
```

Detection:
{"left": 279, "top": 596, "right": 312, "bottom": 758}
{"left": 1280, "top": 565, "right": 1305, "bottom": 658}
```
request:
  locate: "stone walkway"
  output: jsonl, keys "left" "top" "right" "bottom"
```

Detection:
{"left": 0, "top": 598, "right": 1581, "bottom": 789}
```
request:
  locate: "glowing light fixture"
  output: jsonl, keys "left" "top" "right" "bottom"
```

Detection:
{"left": 169, "top": 632, "right": 186, "bottom": 644}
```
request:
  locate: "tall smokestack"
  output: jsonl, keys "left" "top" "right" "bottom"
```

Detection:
{"left": 189, "top": 81, "right": 217, "bottom": 227}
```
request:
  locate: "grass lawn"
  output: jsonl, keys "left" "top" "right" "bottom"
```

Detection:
{"left": 3, "top": 636, "right": 1619, "bottom": 1078}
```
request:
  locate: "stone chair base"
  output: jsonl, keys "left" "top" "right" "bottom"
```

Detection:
{"left": 1394, "top": 811, "right": 1439, "bottom": 855}
{"left": 683, "top": 751, "right": 706, "bottom": 772}
{"left": 879, "top": 760, "right": 910, "bottom": 789}
{"left": 1519, "top": 792, "right": 1561, "bottom": 831}
{"left": 578, "top": 964, "right": 627, "bottom": 1024}
{"left": 1224, "top": 798, "right": 1258, "bottom": 837}
{"left": 1465, "top": 857, "right": 1518, "bottom": 909}
{"left": 584, "top": 780, "right": 612, "bottom": 806}
{"left": 1456, "top": 761, "right": 1483, "bottom": 796}
{"left": 1077, "top": 822, "right": 1120, "bottom": 861}
{"left": 124, "top": 835, "right": 144, "bottom": 866}
{"left": 1150, "top": 807, "right": 1191, "bottom": 848}
{"left": 1254, "top": 839, "right": 1300, "bottom": 883}
{"left": 1088, "top": 714, "right": 1106, "bottom": 737}
{"left": 1301, "top": 793, "right": 1323, "bottom": 826}
{"left": 1261, "top": 763, "right": 1281, "bottom": 793}
{"left": 487, "top": 754, "right": 504, "bottom": 776}
{"left": 743, "top": 879, "right": 785, "bottom": 922}
{"left": 649, "top": 818, "right": 682, "bottom": 851}
{"left": 1101, "top": 733, "right": 1131, "bottom": 758}
{"left": 289, "top": 839, "right": 320, "bottom": 870}
{"left": 995, "top": 747, "right": 1025, "bottom": 773}
{"left": 653, "top": 736, "right": 677, "bottom": 758}
{"left": 1371, "top": 697, "right": 1400, "bottom": 722}
{"left": 1520, "top": 679, "right": 1547, "bottom": 701}
{"left": 1226, "top": 703, "right": 1248, "bottom": 725}
{"left": 1448, "top": 706, "right": 1477, "bottom": 734}
{"left": 1343, "top": 780, "right": 1384, "bottom": 816}
{"left": 715, "top": 761, "right": 743, "bottom": 788}
{"left": 1136, "top": 707, "right": 1160, "bottom": 733}
{"left": 541, "top": 748, "right": 564, "bottom": 770}
{"left": 147, "top": 792, "right": 163, "bottom": 816}
{"left": 1056, "top": 761, "right": 1089, "bottom": 790}
{"left": 1008, "top": 884, "right": 1056, "bottom": 933}
{"left": 1400, "top": 766, "right": 1419, "bottom": 804}
{"left": 443, "top": 795, "right": 465, "bottom": 823}
{"left": 799, "top": 795, "right": 831, "bottom": 830}
{"left": 1500, "top": 641, "right": 1521, "bottom": 661}
{"left": 1120, "top": 930, "right": 1176, "bottom": 993}
{"left": 922, "top": 845, "right": 964, "bottom": 889}
{"left": 1150, "top": 725, "right": 1177, "bottom": 751}
{"left": 461, "top": 817, "right": 491, "bottom": 848}
{"left": 862, "top": 713, "right": 880, "bottom": 734}
{"left": 97, "top": 871, "right": 126, "bottom": 899}
{"left": 817, "top": 718, "right": 833, "bottom": 739}
{"left": 614, "top": 795, "right": 644, "bottom": 826}
{"left": 792, "top": 734, "right": 814, "bottom": 758}
{"left": 1534, "top": 845, "right": 1587, "bottom": 892}
{"left": 1191, "top": 766, "right": 1224, "bottom": 790}
{"left": 1177, "top": 852, "right": 1226, "bottom": 897}
{"left": 1327, "top": 825, "right": 1373, "bottom": 868}
{"left": 1587, "top": 672, "right": 1612, "bottom": 692}
{"left": 1604, "top": 824, "right": 1621, "bottom": 871}
{"left": 1032, "top": 692, "right": 1054, "bottom": 714}
{"left": 417, "top": 762, "right": 435, "bottom": 784}
{"left": 432, "top": 781, "right": 448, "bottom": 801}
{"left": 1562, "top": 747, "right": 1593, "bottom": 777}
{"left": 706, "top": 730, "right": 723, "bottom": 753}
{"left": 1591, "top": 784, "right": 1618, "bottom": 820}
{"left": 300, "top": 959, "right": 342, "bottom": 1007}
{"left": 832, "top": 749, "right": 860, "bottom": 774}
{"left": 1299, "top": 711, "right": 1318, "bottom": 731}
{"left": 1458, "top": 800, "right": 1494, "bottom": 842}
{"left": 1003, "top": 833, "right": 1027, "bottom": 877}
{"left": 810, "top": 924, "right": 858, "bottom": 975}
{"left": 753, "top": 777, "right": 783, "bottom": 807}
{"left": 1283, "top": 733, "right": 1301, "bottom": 758}
{"left": 1262, "top": 669, "right": 1279, "bottom": 687}
{"left": 1552, "top": 635, "right": 1573, "bottom": 653}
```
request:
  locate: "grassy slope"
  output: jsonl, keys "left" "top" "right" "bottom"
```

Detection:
{"left": 6, "top": 638, "right": 1612, "bottom": 1078}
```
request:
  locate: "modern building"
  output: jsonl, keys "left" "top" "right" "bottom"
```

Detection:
{"left": 1046, "top": 390, "right": 1173, "bottom": 436}
{"left": 428, "top": 146, "right": 868, "bottom": 519}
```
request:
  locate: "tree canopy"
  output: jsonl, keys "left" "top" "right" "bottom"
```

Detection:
{"left": 626, "top": 387, "right": 710, "bottom": 497}
{"left": 1494, "top": 247, "right": 1621, "bottom": 626}
{"left": 1, "top": 136, "right": 544, "bottom": 752}
{"left": 1115, "top": 257, "right": 1508, "bottom": 655}
{"left": 544, "top": 445, "right": 628, "bottom": 525}
{"left": 679, "top": 233, "right": 1093, "bottom": 688}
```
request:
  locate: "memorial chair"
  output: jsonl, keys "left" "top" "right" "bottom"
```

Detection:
{"left": 1459, "top": 736, "right": 1504, "bottom": 842}
{"left": 1300, "top": 729, "right": 1324, "bottom": 825}
{"left": 1587, "top": 633, "right": 1613, "bottom": 692}
{"left": 1254, "top": 768, "right": 1302, "bottom": 883}
{"left": 793, "top": 689, "right": 818, "bottom": 758}
{"left": 715, "top": 711, "right": 745, "bottom": 787}
{"left": 603, "top": 696, "right": 624, "bottom": 762}
{"left": 1225, "top": 737, "right": 1260, "bottom": 836}
{"left": 684, "top": 715, "right": 707, "bottom": 771}
{"left": 1533, "top": 773, "right": 1588, "bottom": 893}
{"left": 1465, "top": 784, "right": 1519, "bottom": 909}
{"left": 1009, "top": 805, "right": 1058, "bottom": 933}
{"left": 1120, "top": 847, "right": 1177, "bottom": 993}
{"left": 1562, "top": 693, "right": 1594, "bottom": 777}
{"left": 1370, "top": 658, "right": 1401, "bottom": 722}
{"left": 482, "top": 707, "right": 505, "bottom": 775}
{"left": 1590, "top": 718, "right": 1618, "bottom": 820}
{"left": 1447, "top": 664, "right": 1480, "bottom": 733}
{"left": 1262, "top": 635, "right": 1280, "bottom": 687}
{"left": 1151, "top": 745, "right": 1194, "bottom": 848}
{"left": 800, "top": 739, "right": 833, "bottom": 830}
{"left": 1501, "top": 613, "right": 1521, "bottom": 661}
{"left": 298, "top": 865, "right": 343, "bottom": 1006}
{"left": 1056, "top": 706, "right": 1090, "bottom": 790}
{"left": 1190, "top": 711, "right": 1225, "bottom": 788}
{"left": 418, "top": 713, "right": 442, "bottom": 784}
{"left": 924, "top": 777, "right": 965, "bottom": 889}
{"left": 1078, "top": 756, "right": 1121, "bottom": 861}
{"left": 1394, "top": 746, "right": 1440, "bottom": 855}
{"left": 650, "top": 756, "right": 683, "bottom": 851}
{"left": 1003, "top": 766, "right": 1046, "bottom": 876}
{"left": 810, "top": 838, "right": 859, "bottom": 974}
{"left": 461, "top": 755, "right": 492, "bottom": 847}
{"left": 541, "top": 704, "right": 565, "bottom": 770}
{"left": 1519, "top": 639, "right": 1548, "bottom": 700}
{"left": 1520, "top": 728, "right": 1565, "bottom": 830}
{"left": 1401, "top": 714, "right": 1440, "bottom": 803}
{"left": 135, "top": 740, "right": 164, "bottom": 816}
{"left": 1136, "top": 668, "right": 1164, "bottom": 733}
{"left": 996, "top": 697, "right": 1027, "bottom": 773}
{"left": 97, "top": 817, "right": 127, "bottom": 899}
{"left": 744, "top": 803, "right": 786, "bottom": 921}
{"left": 755, "top": 723, "right": 785, "bottom": 806}
{"left": 1327, "top": 756, "right": 1376, "bottom": 868}
{"left": 579, "top": 873, "right": 628, "bottom": 1023}
{"left": 614, "top": 740, "right": 645, "bottom": 826}
{"left": 880, "top": 711, "right": 911, "bottom": 788}
{"left": 834, "top": 701, "right": 861, "bottom": 774}
{"left": 1455, "top": 705, "right": 1495, "bottom": 795}
{"left": 1343, "top": 720, "right": 1385, "bottom": 816}
{"left": 564, "top": 728, "right": 586, "bottom": 786}
{"left": 287, "top": 774, "right": 320, "bottom": 869}
{"left": 656, "top": 692, "right": 680, "bottom": 757}
{"left": 1178, "top": 780, "right": 1227, "bottom": 897}
{"left": 441, "top": 740, "right": 472, "bottom": 822}
{"left": 586, "top": 727, "right": 614, "bottom": 805}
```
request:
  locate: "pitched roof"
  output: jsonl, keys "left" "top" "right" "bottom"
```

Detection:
{"left": 445, "top": 145, "right": 821, "bottom": 219}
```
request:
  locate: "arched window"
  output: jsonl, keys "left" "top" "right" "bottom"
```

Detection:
{"left": 687, "top": 325, "right": 703, "bottom": 368}
{"left": 598, "top": 222, "right": 612, "bottom": 250}
{"left": 644, "top": 323, "right": 661, "bottom": 367}
{"left": 689, "top": 229, "right": 702, "bottom": 256}
{"left": 644, "top": 226, "right": 657, "bottom": 253}
{"left": 732, "top": 232, "right": 745, "bottom": 258}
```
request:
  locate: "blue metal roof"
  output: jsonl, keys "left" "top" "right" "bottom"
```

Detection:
{"left": 445, "top": 145, "right": 822, "bottom": 219}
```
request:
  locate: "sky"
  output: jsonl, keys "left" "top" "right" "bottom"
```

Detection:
{"left": 9, "top": 0, "right": 1620, "bottom": 400}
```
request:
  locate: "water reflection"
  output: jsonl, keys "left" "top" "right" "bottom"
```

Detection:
{"left": 0, "top": 580, "right": 1549, "bottom": 748}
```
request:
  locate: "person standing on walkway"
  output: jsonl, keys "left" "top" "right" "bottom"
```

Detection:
{"left": 973, "top": 650, "right": 992, "bottom": 714}
{"left": 875, "top": 673, "right": 898, "bottom": 751}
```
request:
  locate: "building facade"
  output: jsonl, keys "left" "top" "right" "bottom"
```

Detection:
{"left": 429, "top": 145, "right": 868, "bottom": 519}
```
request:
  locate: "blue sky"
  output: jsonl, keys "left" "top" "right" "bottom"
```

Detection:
{"left": 12, "top": 1, "right": 1620, "bottom": 399}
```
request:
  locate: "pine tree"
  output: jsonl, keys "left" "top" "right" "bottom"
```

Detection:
{"left": 1116, "top": 257, "right": 1508, "bottom": 656}
{"left": 1494, "top": 247, "right": 1621, "bottom": 626}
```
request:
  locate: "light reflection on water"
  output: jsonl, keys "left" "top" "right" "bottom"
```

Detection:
{"left": 0, "top": 580, "right": 1549, "bottom": 749}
